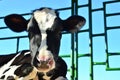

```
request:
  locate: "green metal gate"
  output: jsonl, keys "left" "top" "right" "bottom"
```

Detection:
{"left": 0, "top": 0, "right": 120, "bottom": 80}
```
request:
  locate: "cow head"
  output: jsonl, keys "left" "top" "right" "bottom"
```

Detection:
{"left": 4, "top": 7, "right": 86, "bottom": 72}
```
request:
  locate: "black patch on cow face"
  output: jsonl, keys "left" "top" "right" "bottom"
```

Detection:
{"left": 46, "top": 18, "right": 62, "bottom": 60}
{"left": 27, "top": 17, "right": 41, "bottom": 49}
{"left": 27, "top": 16, "right": 41, "bottom": 63}
{"left": 28, "top": 17, "right": 41, "bottom": 39}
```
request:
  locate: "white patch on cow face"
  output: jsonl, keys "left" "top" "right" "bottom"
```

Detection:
{"left": 36, "top": 33, "right": 55, "bottom": 72}
{"left": 34, "top": 8, "right": 57, "bottom": 32}
{"left": 37, "top": 33, "right": 53, "bottom": 61}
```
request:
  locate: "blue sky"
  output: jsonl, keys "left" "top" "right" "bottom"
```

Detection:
{"left": 0, "top": 0, "right": 120, "bottom": 80}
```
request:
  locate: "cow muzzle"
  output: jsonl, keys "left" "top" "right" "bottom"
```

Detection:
{"left": 34, "top": 53, "right": 56, "bottom": 72}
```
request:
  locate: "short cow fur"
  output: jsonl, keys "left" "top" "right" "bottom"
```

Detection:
{"left": 0, "top": 7, "right": 86, "bottom": 80}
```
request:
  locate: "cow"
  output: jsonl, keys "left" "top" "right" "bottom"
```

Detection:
{"left": 0, "top": 7, "right": 86, "bottom": 80}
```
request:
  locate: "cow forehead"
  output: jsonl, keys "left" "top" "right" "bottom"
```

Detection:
{"left": 33, "top": 8, "right": 57, "bottom": 32}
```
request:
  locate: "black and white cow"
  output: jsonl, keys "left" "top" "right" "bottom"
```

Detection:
{"left": 0, "top": 7, "right": 86, "bottom": 80}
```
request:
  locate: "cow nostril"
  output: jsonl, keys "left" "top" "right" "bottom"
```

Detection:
{"left": 37, "top": 57, "right": 52, "bottom": 62}
{"left": 48, "top": 59, "right": 54, "bottom": 66}
{"left": 40, "top": 58, "right": 54, "bottom": 66}
{"left": 7, "top": 76, "right": 15, "bottom": 80}
{"left": 37, "top": 58, "right": 54, "bottom": 65}
{"left": 36, "top": 55, "right": 51, "bottom": 62}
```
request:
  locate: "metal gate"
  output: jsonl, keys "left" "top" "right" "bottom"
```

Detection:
{"left": 0, "top": 0, "right": 120, "bottom": 80}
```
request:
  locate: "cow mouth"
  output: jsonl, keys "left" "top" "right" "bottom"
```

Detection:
{"left": 35, "top": 58, "right": 55, "bottom": 72}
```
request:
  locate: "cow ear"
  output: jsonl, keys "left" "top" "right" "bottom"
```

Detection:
{"left": 62, "top": 15, "right": 86, "bottom": 33}
{"left": 4, "top": 14, "right": 28, "bottom": 32}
